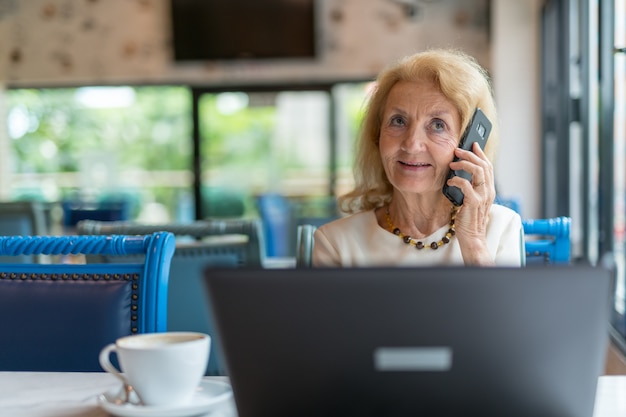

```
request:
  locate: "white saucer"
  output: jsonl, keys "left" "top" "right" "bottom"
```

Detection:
{"left": 97, "top": 379, "right": 233, "bottom": 417}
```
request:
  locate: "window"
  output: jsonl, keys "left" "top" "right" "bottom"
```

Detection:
{"left": 5, "top": 86, "right": 193, "bottom": 224}
{"left": 195, "top": 84, "right": 368, "bottom": 255}
{"left": 3, "top": 82, "right": 369, "bottom": 235}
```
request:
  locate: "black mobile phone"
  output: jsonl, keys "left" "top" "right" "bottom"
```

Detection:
{"left": 442, "top": 108, "right": 492, "bottom": 206}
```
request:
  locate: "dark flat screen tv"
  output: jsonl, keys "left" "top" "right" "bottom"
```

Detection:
{"left": 170, "top": 0, "right": 317, "bottom": 61}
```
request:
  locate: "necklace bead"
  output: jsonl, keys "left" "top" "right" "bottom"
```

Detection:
{"left": 385, "top": 206, "right": 458, "bottom": 250}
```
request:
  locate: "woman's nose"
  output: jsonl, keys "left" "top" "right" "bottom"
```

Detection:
{"left": 400, "top": 127, "right": 426, "bottom": 152}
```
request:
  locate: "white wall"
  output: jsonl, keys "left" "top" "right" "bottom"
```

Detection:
{"left": 491, "top": 0, "right": 542, "bottom": 219}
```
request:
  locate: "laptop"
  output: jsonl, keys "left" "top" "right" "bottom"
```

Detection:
{"left": 204, "top": 265, "right": 612, "bottom": 417}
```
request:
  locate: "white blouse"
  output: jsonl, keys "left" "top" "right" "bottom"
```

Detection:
{"left": 313, "top": 204, "right": 523, "bottom": 267}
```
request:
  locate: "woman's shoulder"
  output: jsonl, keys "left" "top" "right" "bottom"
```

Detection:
{"left": 489, "top": 202, "right": 522, "bottom": 227}
{"left": 317, "top": 210, "right": 377, "bottom": 231}
{"left": 490, "top": 202, "right": 519, "bottom": 216}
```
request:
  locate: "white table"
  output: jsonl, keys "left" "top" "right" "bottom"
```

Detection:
{"left": 593, "top": 376, "right": 626, "bottom": 416}
{"left": 0, "top": 372, "right": 625, "bottom": 417}
{"left": 0, "top": 372, "right": 237, "bottom": 417}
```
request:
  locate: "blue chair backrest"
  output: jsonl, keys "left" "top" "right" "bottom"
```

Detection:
{"left": 75, "top": 219, "right": 265, "bottom": 375}
{"left": 82, "top": 242, "right": 252, "bottom": 376}
{"left": 257, "top": 193, "right": 293, "bottom": 257}
{"left": 62, "top": 199, "right": 131, "bottom": 228}
{"left": 168, "top": 244, "right": 243, "bottom": 375}
{"left": 77, "top": 219, "right": 265, "bottom": 267}
{"left": 0, "top": 233, "right": 176, "bottom": 372}
{"left": 522, "top": 217, "right": 571, "bottom": 264}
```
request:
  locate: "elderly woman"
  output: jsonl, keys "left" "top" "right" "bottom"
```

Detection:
{"left": 313, "top": 48, "right": 523, "bottom": 267}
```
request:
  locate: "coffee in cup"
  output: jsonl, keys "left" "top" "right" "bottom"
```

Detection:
{"left": 99, "top": 332, "right": 210, "bottom": 406}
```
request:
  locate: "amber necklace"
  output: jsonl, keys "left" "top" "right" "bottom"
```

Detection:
{"left": 385, "top": 205, "right": 458, "bottom": 250}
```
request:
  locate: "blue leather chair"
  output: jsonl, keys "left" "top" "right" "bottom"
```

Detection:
{"left": 62, "top": 199, "right": 131, "bottom": 230}
{"left": 522, "top": 216, "right": 571, "bottom": 264}
{"left": 76, "top": 219, "right": 265, "bottom": 375}
{"left": 0, "top": 232, "right": 176, "bottom": 372}
{"left": 257, "top": 193, "right": 293, "bottom": 257}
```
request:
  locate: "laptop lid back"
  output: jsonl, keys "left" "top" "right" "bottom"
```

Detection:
{"left": 205, "top": 266, "right": 611, "bottom": 417}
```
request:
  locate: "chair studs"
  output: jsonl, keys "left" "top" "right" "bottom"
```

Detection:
{"left": 0, "top": 232, "right": 175, "bottom": 371}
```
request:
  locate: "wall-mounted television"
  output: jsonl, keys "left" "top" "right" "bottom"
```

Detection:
{"left": 170, "top": 0, "right": 317, "bottom": 62}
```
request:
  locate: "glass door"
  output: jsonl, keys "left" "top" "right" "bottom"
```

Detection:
{"left": 193, "top": 83, "right": 370, "bottom": 256}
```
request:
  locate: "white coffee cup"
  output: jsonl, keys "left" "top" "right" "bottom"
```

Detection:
{"left": 99, "top": 332, "right": 210, "bottom": 406}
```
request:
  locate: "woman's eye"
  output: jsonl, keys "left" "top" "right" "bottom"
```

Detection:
{"left": 390, "top": 116, "right": 405, "bottom": 127}
{"left": 431, "top": 119, "right": 446, "bottom": 131}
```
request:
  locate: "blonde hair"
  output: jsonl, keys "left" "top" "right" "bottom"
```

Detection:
{"left": 338, "top": 48, "right": 499, "bottom": 214}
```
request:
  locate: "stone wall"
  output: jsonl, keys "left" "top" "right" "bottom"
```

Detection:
{"left": 0, "top": 0, "right": 490, "bottom": 87}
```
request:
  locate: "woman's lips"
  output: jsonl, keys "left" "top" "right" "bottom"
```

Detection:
{"left": 399, "top": 161, "right": 431, "bottom": 168}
